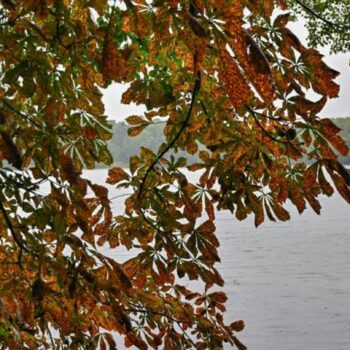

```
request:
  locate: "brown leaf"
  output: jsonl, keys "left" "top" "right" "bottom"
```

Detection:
{"left": 125, "top": 332, "right": 147, "bottom": 350}
{"left": 218, "top": 47, "right": 253, "bottom": 109}
{"left": 128, "top": 124, "right": 148, "bottom": 137}
{"left": 105, "top": 333, "right": 117, "bottom": 350}
{"left": 274, "top": 13, "right": 290, "bottom": 28}
{"left": 107, "top": 167, "right": 129, "bottom": 185}
{"left": 319, "top": 118, "right": 349, "bottom": 156}
{"left": 126, "top": 115, "right": 146, "bottom": 126}
{"left": 209, "top": 291, "right": 227, "bottom": 304}
{"left": 58, "top": 152, "right": 81, "bottom": 183}
{"left": 246, "top": 34, "right": 270, "bottom": 74}
{"left": 0, "top": 131, "right": 22, "bottom": 169}
{"left": 230, "top": 320, "right": 245, "bottom": 332}
{"left": 197, "top": 220, "right": 215, "bottom": 234}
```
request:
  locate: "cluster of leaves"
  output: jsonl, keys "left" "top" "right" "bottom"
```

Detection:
{"left": 289, "top": 0, "right": 350, "bottom": 53}
{"left": 0, "top": 0, "right": 349, "bottom": 349}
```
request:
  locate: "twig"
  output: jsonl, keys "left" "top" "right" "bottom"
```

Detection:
{"left": 245, "top": 105, "right": 289, "bottom": 145}
{"left": 200, "top": 101, "right": 208, "bottom": 115}
{"left": 2, "top": 99, "right": 42, "bottom": 129}
{"left": 0, "top": 200, "right": 29, "bottom": 267}
{"left": 139, "top": 207, "right": 178, "bottom": 249}
{"left": 247, "top": 108, "right": 283, "bottom": 121}
{"left": 139, "top": 207, "right": 161, "bottom": 233}
{"left": 55, "top": 10, "right": 68, "bottom": 50}
{"left": 109, "top": 193, "right": 133, "bottom": 201}
{"left": 0, "top": 200, "right": 27, "bottom": 252}
{"left": 138, "top": 73, "right": 202, "bottom": 199}
{"left": 294, "top": 0, "right": 350, "bottom": 30}
{"left": 134, "top": 197, "right": 181, "bottom": 254}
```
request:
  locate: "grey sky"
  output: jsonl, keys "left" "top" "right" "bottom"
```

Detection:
{"left": 102, "top": 19, "right": 350, "bottom": 122}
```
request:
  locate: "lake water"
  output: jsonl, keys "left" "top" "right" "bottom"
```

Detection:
{"left": 85, "top": 169, "right": 350, "bottom": 350}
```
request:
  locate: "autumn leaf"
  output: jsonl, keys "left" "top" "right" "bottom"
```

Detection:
{"left": 107, "top": 167, "right": 129, "bottom": 185}
{"left": 230, "top": 320, "right": 245, "bottom": 332}
{"left": 218, "top": 46, "right": 253, "bottom": 110}
{"left": 128, "top": 124, "right": 148, "bottom": 137}
{"left": 319, "top": 118, "right": 349, "bottom": 156}
{"left": 126, "top": 115, "right": 147, "bottom": 126}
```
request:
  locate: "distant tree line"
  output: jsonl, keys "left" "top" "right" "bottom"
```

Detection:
{"left": 106, "top": 120, "right": 200, "bottom": 168}
{"left": 106, "top": 117, "right": 350, "bottom": 168}
{"left": 333, "top": 117, "right": 350, "bottom": 164}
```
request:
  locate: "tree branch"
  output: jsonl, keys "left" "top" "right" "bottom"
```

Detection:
{"left": 245, "top": 105, "right": 289, "bottom": 145}
{"left": 0, "top": 199, "right": 29, "bottom": 267}
{"left": 247, "top": 108, "right": 283, "bottom": 122}
{"left": 138, "top": 73, "right": 201, "bottom": 199}
{"left": 294, "top": 0, "right": 350, "bottom": 30}
{"left": 2, "top": 99, "right": 42, "bottom": 129}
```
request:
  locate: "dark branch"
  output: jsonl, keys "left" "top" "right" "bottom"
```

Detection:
{"left": 294, "top": 0, "right": 350, "bottom": 30}
{"left": 2, "top": 99, "right": 42, "bottom": 129}
{"left": 0, "top": 199, "right": 29, "bottom": 268}
{"left": 249, "top": 109, "right": 283, "bottom": 122}
{"left": 245, "top": 105, "right": 289, "bottom": 145}
{"left": 138, "top": 73, "right": 201, "bottom": 199}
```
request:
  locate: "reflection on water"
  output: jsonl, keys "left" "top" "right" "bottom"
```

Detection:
{"left": 85, "top": 169, "right": 350, "bottom": 350}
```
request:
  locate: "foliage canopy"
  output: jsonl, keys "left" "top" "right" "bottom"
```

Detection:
{"left": 0, "top": 0, "right": 350, "bottom": 349}
{"left": 289, "top": 0, "right": 350, "bottom": 53}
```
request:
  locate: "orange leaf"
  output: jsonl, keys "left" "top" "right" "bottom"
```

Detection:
{"left": 218, "top": 47, "right": 253, "bottom": 110}
{"left": 125, "top": 332, "right": 147, "bottom": 350}
{"left": 107, "top": 167, "right": 129, "bottom": 184}
{"left": 209, "top": 291, "right": 227, "bottom": 304}
{"left": 126, "top": 115, "right": 146, "bottom": 125}
{"left": 128, "top": 124, "right": 148, "bottom": 137}
{"left": 197, "top": 220, "right": 215, "bottom": 234}
{"left": 319, "top": 118, "right": 349, "bottom": 156}
{"left": 230, "top": 320, "right": 245, "bottom": 332}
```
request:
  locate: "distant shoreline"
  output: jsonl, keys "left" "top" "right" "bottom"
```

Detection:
{"left": 105, "top": 118, "right": 350, "bottom": 169}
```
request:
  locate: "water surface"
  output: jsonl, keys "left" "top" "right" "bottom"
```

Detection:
{"left": 86, "top": 169, "right": 350, "bottom": 350}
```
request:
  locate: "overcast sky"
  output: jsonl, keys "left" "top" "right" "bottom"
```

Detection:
{"left": 102, "top": 18, "right": 350, "bottom": 122}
